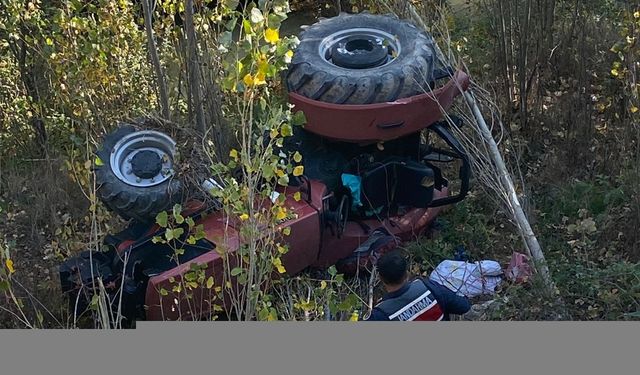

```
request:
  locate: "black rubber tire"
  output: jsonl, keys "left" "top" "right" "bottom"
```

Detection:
{"left": 95, "top": 125, "right": 183, "bottom": 223}
{"left": 286, "top": 12, "right": 437, "bottom": 104}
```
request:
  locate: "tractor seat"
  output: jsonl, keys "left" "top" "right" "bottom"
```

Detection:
{"left": 358, "top": 159, "right": 436, "bottom": 216}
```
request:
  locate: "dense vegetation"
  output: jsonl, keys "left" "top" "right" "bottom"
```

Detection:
{"left": 1, "top": 0, "right": 638, "bottom": 326}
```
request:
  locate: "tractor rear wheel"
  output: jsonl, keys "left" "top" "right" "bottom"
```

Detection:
{"left": 286, "top": 12, "right": 437, "bottom": 104}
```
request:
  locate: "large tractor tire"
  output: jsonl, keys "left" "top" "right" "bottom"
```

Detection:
{"left": 286, "top": 12, "right": 437, "bottom": 104}
{"left": 95, "top": 125, "right": 183, "bottom": 223}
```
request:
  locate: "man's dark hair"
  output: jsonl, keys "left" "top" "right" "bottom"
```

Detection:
{"left": 376, "top": 251, "right": 408, "bottom": 285}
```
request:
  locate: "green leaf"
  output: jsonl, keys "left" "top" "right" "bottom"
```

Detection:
{"left": 268, "top": 13, "right": 284, "bottom": 29}
{"left": 337, "top": 293, "right": 360, "bottom": 311}
{"left": 151, "top": 236, "right": 166, "bottom": 244}
{"left": 293, "top": 151, "right": 302, "bottom": 163}
{"left": 223, "top": 0, "right": 240, "bottom": 10}
{"left": 277, "top": 175, "right": 289, "bottom": 186}
{"left": 206, "top": 276, "right": 214, "bottom": 289}
{"left": 165, "top": 227, "right": 184, "bottom": 241}
{"left": 237, "top": 273, "right": 248, "bottom": 285}
{"left": 90, "top": 293, "right": 99, "bottom": 308}
{"left": 173, "top": 204, "right": 184, "bottom": 223}
{"left": 186, "top": 217, "right": 195, "bottom": 228}
{"left": 259, "top": 44, "right": 272, "bottom": 54}
{"left": 156, "top": 211, "right": 168, "bottom": 227}
{"left": 250, "top": 8, "right": 264, "bottom": 24}
{"left": 230, "top": 267, "right": 243, "bottom": 276}
{"left": 195, "top": 224, "right": 206, "bottom": 240}
{"left": 224, "top": 16, "right": 238, "bottom": 31}
{"left": 328, "top": 266, "right": 337, "bottom": 276}
{"left": 280, "top": 123, "right": 293, "bottom": 137}
{"left": 262, "top": 164, "right": 274, "bottom": 179}
{"left": 292, "top": 111, "right": 307, "bottom": 126}
{"left": 243, "top": 19, "right": 253, "bottom": 35}
{"left": 258, "top": 307, "right": 269, "bottom": 320}
{"left": 219, "top": 31, "right": 233, "bottom": 47}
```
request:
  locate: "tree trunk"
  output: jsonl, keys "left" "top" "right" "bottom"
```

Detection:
{"left": 184, "top": 0, "right": 206, "bottom": 135}
{"left": 14, "top": 34, "right": 48, "bottom": 156}
{"left": 142, "top": 0, "right": 170, "bottom": 120}
{"left": 464, "top": 91, "right": 555, "bottom": 291}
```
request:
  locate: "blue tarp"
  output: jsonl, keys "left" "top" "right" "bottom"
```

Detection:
{"left": 341, "top": 173, "right": 362, "bottom": 211}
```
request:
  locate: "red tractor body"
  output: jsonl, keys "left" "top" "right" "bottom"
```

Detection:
{"left": 59, "top": 11, "right": 473, "bottom": 324}
{"left": 59, "top": 68, "right": 469, "bottom": 322}
{"left": 139, "top": 182, "right": 448, "bottom": 321}
{"left": 289, "top": 70, "right": 470, "bottom": 143}
{"left": 59, "top": 68, "right": 469, "bottom": 323}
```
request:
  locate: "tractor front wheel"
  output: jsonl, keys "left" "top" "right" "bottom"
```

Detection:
{"left": 95, "top": 125, "right": 183, "bottom": 222}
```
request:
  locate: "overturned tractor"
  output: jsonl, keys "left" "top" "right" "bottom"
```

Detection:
{"left": 59, "top": 12, "right": 471, "bottom": 324}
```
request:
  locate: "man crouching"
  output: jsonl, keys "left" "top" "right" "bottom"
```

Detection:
{"left": 366, "top": 251, "right": 471, "bottom": 321}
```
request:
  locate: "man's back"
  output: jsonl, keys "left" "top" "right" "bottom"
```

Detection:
{"left": 367, "top": 278, "right": 470, "bottom": 321}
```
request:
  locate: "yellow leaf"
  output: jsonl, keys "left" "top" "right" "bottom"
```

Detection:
{"left": 284, "top": 49, "right": 294, "bottom": 63}
{"left": 254, "top": 72, "right": 266, "bottom": 85}
{"left": 634, "top": 11, "right": 640, "bottom": 19}
{"left": 275, "top": 207, "right": 287, "bottom": 220}
{"left": 631, "top": 106, "right": 639, "bottom": 114}
{"left": 611, "top": 68, "right": 619, "bottom": 77}
{"left": 243, "top": 73, "right": 254, "bottom": 86}
{"left": 293, "top": 191, "right": 301, "bottom": 201}
{"left": 206, "top": 276, "right": 214, "bottom": 289}
{"left": 272, "top": 257, "right": 286, "bottom": 273}
{"left": 292, "top": 165, "right": 304, "bottom": 177}
{"left": 269, "top": 128, "right": 279, "bottom": 139}
{"left": 6, "top": 259, "right": 15, "bottom": 274}
{"left": 349, "top": 311, "right": 359, "bottom": 321}
{"left": 239, "top": 213, "right": 249, "bottom": 221}
{"left": 258, "top": 59, "right": 269, "bottom": 74}
{"left": 94, "top": 156, "right": 104, "bottom": 166}
{"left": 320, "top": 280, "right": 327, "bottom": 290}
{"left": 277, "top": 244, "right": 287, "bottom": 254}
{"left": 229, "top": 148, "right": 238, "bottom": 159}
{"left": 264, "top": 28, "right": 280, "bottom": 44}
